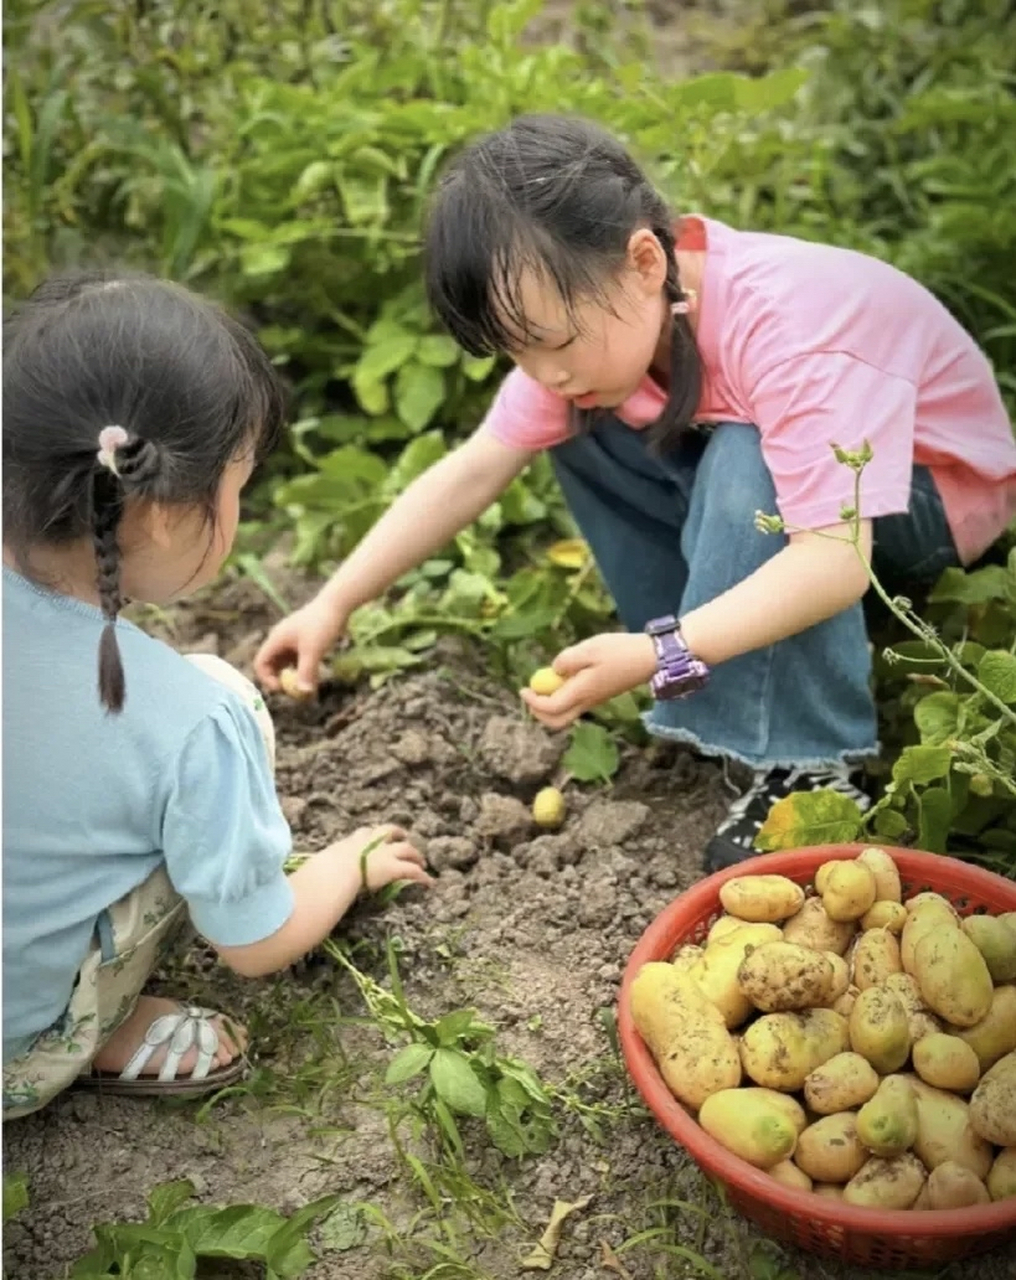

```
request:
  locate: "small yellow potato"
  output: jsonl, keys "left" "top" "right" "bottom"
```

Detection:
{"left": 528, "top": 667, "right": 564, "bottom": 695}
{"left": 954, "top": 984, "right": 1016, "bottom": 1071}
{"left": 861, "top": 900, "right": 907, "bottom": 933}
{"left": 908, "top": 1076, "right": 994, "bottom": 1179}
{"left": 803, "top": 1051, "right": 880, "bottom": 1116}
{"left": 855, "top": 847, "right": 902, "bottom": 903}
{"left": 821, "top": 861, "right": 877, "bottom": 923}
{"left": 629, "top": 963, "right": 741, "bottom": 1111}
{"left": 968, "top": 1051, "right": 1016, "bottom": 1147}
{"left": 794, "top": 1113, "right": 868, "bottom": 1183}
{"left": 912, "top": 1033, "right": 981, "bottom": 1093}
{"left": 769, "top": 1160, "right": 813, "bottom": 1192}
{"left": 718, "top": 875, "right": 805, "bottom": 924}
{"left": 851, "top": 927, "right": 903, "bottom": 990}
{"left": 782, "top": 897, "right": 856, "bottom": 956}
{"left": 913, "top": 927, "right": 993, "bottom": 1028}
{"left": 961, "top": 913, "right": 1016, "bottom": 983}
{"left": 883, "top": 973, "right": 942, "bottom": 1043}
{"left": 737, "top": 941, "right": 835, "bottom": 1013}
{"left": 699, "top": 1088, "right": 806, "bottom": 1169}
{"left": 856, "top": 1074, "right": 918, "bottom": 1157}
{"left": 532, "top": 787, "right": 566, "bottom": 829}
{"left": 740, "top": 1008, "right": 849, "bottom": 1092}
{"left": 923, "top": 1160, "right": 991, "bottom": 1209}
{"left": 986, "top": 1148, "right": 1016, "bottom": 1202}
{"left": 849, "top": 985, "right": 910, "bottom": 1074}
{"left": 843, "top": 1153, "right": 926, "bottom": 1209}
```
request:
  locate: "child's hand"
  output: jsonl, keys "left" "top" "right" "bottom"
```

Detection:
{"left": 333, "top": 824, "right": 434, "bottom": 891}
{"left": 521, "top": 632, "right": 656, "bottom": 731}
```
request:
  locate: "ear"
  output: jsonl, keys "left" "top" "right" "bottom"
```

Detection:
{"left": 134, "top": 499, "right": 176, "bottom": 550}
{"left": 626, "top": 228, "right": 669, "bottom": 297}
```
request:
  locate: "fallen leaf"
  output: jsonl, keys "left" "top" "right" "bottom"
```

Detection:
{"left": 600, "top": 1239, "right": 634, "bottom": 1280}
{"left": 546, "top": 538, "right": 589, "bottom": 570}
{"left": 521, "top": 1195, "right": 593, "bottom": 1271}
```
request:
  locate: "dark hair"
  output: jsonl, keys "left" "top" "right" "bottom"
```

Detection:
{"left": 3, "top": 270, "right": 287, "bottom": 713}
{"left": 424, "top": 113, "right": 701, "bottom": 448}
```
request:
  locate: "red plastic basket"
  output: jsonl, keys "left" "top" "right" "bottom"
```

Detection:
{"left": 618, "top": 844, "right": 1016, "bottom": 1269}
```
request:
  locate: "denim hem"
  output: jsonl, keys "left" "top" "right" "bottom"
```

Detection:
{"left": 642, "top": 712, "right": 880, "bottom": 772}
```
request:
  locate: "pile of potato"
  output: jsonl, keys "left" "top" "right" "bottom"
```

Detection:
{"left": 630, "top": 847, "right": 1016, "bottom": 1210}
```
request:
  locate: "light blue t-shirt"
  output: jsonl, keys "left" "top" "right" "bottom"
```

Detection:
{"left": 2, "top": 567, "right": 294, "bottom": 1063}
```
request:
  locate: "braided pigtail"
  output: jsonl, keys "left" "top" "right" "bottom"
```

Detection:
{"left": 648, "top": 221, "right": 702, "bottom": 454}
{"left": 92, "top": 425, "right": 163, "bottom": 713}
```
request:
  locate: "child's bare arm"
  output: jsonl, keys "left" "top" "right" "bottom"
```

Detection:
{"left": 215, "top": 826, "right": 431, "bottom": 978}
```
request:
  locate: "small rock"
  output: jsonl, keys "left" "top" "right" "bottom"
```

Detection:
{"left": 186, "top": 1171, "right": 209, "bottom": 1196}
{"left": 413, "top": 809, "right": 446, "bottom": 838}
{"left": 474, "top": 793, "right": 532, "bottom": 843}
{"left": 577, "top": 881, "right": 617, "bottom": 929}
{"left": 477, "top": 716, "right": 565, "bottom": 786}
{"left": 459, "top": 796, "right": 479, "bottom": 823}
{"left": 428, "top": 836, "right": 478, "bottom": 871}
{"left": 391, "top": 730, "right": 432, "bottom": 766}
{"left": 279, "top": 795, "right": 307, "bottom": 826}
{"left": 597, "top": 962, "right": 621, "bottom": 982}
{"left": 576, "top": 800, "right": 649, "bottom": 847}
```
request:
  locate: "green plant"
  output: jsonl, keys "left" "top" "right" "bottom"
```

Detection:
{"left": 755, "top": 448, "right": 1016, "bottom": 872}
{"left": 328, "top": 939, "right": 556, "bottom": 1162}
{"left": 66, "top": 1179, "right": 345, "bottom": 1279}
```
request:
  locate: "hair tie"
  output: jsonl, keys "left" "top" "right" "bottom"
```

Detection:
{"left": 671, "top": 288, "right": 698, "bottom": 317}
{"left": 96, "top": 425, "right": 129, "bottom": 476}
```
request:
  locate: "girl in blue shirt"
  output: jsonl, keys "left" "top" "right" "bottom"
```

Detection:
{"left": 2, "top": 272, "right": 431, "bottom": 1118}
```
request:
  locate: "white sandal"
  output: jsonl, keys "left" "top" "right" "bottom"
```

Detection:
{"left": 77, "top": 1003, "right": 248, "bottom": 1097}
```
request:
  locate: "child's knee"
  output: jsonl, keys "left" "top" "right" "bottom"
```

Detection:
{"left": 184, "top": 653, "right": 276, "bottom": 769}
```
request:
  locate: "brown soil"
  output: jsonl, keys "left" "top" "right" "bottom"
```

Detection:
{"left": 5, "top": 568, "right": 1015, "bottom": 1280}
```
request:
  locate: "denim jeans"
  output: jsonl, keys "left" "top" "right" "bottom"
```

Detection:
{"left": 550, "top": 420, "right": 960, "bottom": 769}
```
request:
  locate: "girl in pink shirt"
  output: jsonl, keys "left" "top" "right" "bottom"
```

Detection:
{"left": 257, "top": 114, "right": 1016, "bottom": 872}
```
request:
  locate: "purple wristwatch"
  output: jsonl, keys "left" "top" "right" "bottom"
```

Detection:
{"left": 645, "top": 615, "right": 710, "bottom": 700}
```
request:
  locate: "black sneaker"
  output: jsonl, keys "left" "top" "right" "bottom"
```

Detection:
{"left": 703, "top": 766, "right": 872, "bottom": 875}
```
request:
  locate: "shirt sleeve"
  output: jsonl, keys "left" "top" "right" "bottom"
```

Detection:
{"left": 161, "top": 700, "right": 294, "bottom": 947}
{"left": 749, "top": 352, "right": 918, "bottom": 530}
{"left": 481, "top": 368, "right": 573, "bottom": 451}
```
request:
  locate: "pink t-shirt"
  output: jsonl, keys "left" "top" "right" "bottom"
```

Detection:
{"left": 482, "top": 215, "right": 1016, "bottom": 564}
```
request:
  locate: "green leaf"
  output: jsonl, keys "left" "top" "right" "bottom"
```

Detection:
{"left": 417, "top": 334, "right": 460, "bottom": 367}
{"left": 755, "top": 790, "right": 865, "bottom": 852}
{"left": 318, "top": 1201, "right": 367, "bottom": 1252}
{"left": 264, "top": 1195, "right": 341, "bottom": 1277}
{"left": 563, "top": 722, "right": 620, "bottom": 783}
{"left": 354, "top": 331, "right": 418, "bottom": 384}
{"left": 928, "top": 565, "right": 1010, "bottom": 605}
{"left": 978, "top": 650, "right": 1016, "bottom": 704}
{"left": 395, "top": 360, "right": 445, "bottom": 432}
{"left": 2, "top": 1172, "right": 29, "bottom": 1224}
{"left": 893, "top": 744, "right": 953, "bottom": 787}
{"left": 428, "top": 1047, "right": 489, "bottom": 1117}
{"left": 384, "top": 431, "right": 446, "bottom": 496}
{"left": 240, "top": 243, "right": 291, "bottom": 277}
{"left": 916, "top": 786, "right": 953, "bottom": 853}
{"left": 147, "top": 1181, "right": 196, "bottom": 1226}
{"left": 385, "top": 1041, "right": 434, "bottom": 1085}
{"left": 871, "top": 808, "right": 909, "bottom": 838}
{"left": 434, "top": 1007, "right": 484, "bottom": 1045}
{"left": 913, "top": 691, "right": 961, "bottom": 744}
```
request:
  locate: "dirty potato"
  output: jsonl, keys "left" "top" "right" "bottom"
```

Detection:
{"left": 954, "top": 984, "right": 1016, "bottom": 1072}
{"left": 856, "top": 1074, "right": 918, "bottom": 1157}
{"left": 740, "top": 1009, "right": 849, "bottom": 1092}
{"left": 821, "top": 861, "right": 878, "bottom": 923}
{"left": 968, "top": 1051, "right": 1016, "bottom": 1147}
{"left": 737, "top": 941, "right": 835, "bottom": 1013}
{"left": 884, "top": 972, "right": 942, "bottom": 1043}
{"left": 804, "top": 1051, "right": 880, "bottom": 1115}
{"left": 908, "top": 1076, "right": 994, "bottom": 1179}
{"left": 794, "top": 1112, "right": 868, "bottom": 1183}
{"left": 719, "top": 875, "right": 805, "bottom": 924}
{"left": 912, "top": 1033, "right": 981, "bottom": 1093}
{"left": 986, "top": 1148, "right": 1016, "bottom": 1202}
{"left": 851, "top": 927, "right": 903, "bottom": 990}
{"left": 961, "top": 914, "right": 1016, "bottom": 984}
{"left": 849, "top": 985, "right": 910, "bottom": 1074}
{"left": 782, "top": 896, "right": 856, "bottom": 956}
{"left": 913, "top": 927, "right": 993, "bottom": 1028}
{"left": 856, "top": 846, "right": 903, "bottom": 903}
{"left": 629, "top": 963, "right": 742, "bottom": 1110}
{"left": 861, "top": 900, "right": 908, "bottom": 933}
{"left": 843, "top": 1153, "right": 926, "bottom": 1209}
{"left": 698, "top": 1088, "right": 806, "bottom": 1168}
{"left": 922, "top": 1160, "right": 991, "bottom": 1209}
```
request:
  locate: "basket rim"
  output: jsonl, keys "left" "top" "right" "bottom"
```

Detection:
{"left": 619, "top": 843, "right": 1016, "bottom": 1240}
